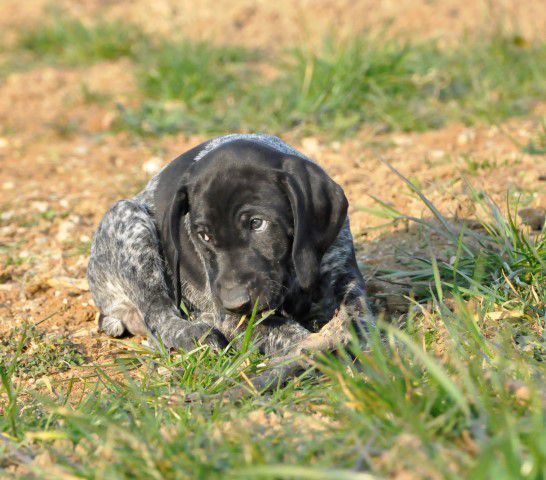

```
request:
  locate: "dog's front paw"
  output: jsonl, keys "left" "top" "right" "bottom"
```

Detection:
{"left": 166, "top": 321, "right": 228, "bottom": 351}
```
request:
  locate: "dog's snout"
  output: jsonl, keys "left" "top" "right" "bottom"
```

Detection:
{"left": 220, "top": 285, "right": 251, "bottom": 313}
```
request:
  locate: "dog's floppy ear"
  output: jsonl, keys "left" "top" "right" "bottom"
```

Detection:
{"left": 154, "top": 176, "right": 189, "bottom": 306}
{"left": 280, "top": 156, "right": 348, "bottom": 291}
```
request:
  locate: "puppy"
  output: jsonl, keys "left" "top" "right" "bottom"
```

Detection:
{"left": 87, "top": 134, "right": 374, "bottom": 366}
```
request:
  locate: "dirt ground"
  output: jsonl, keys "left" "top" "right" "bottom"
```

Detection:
{"left": 1, "top": 1, "right": 546, "bottom": 381}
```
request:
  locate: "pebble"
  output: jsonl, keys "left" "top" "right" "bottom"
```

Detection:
{"left": 142, "top": 157, "right": 163, "bottom": 175}
{"left": 0, "top": 210, "right": 14, "bottom": 221}
{"left": 32, "top": 201, "right": 49, "bottom": 213}
{"left": 74, "top": 145, "right": 89, "bottom": 156}
{"left": 429, "top": 149, "right": 446, "bottom": 160}
{"left": 56, "top": 220, "right": 76, "bottom": 242}
{"left": 70, "top": 328, "right": 97, "bottom": 338}
{"left": 301, "top": 137, "right": 321, "bottom": 155}
{"left": 457, "top": 129, "right": 475, "bottom": 145}
{"left": 392, "top": 136, "right": 413, "bottom": 146}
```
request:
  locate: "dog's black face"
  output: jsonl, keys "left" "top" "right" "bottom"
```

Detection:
{"left": 188, "top": 163, "right": 295, "bottom": 313}
{"left": 157, "top": 140, "right": 349, "bottom": 316}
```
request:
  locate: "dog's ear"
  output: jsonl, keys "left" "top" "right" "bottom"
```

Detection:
{"left": 280, "top": 156, "right": 348, "bottom": 291}
{"left": 155, "top": 176, "right": 189, "bottom": 306}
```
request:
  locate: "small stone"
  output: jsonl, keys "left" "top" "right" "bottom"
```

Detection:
{"left": 47, "top": 276, "right": 89, "bottom": 291}
{"left": 301, "top": 137, "right": 321, "bottom": 155}
{"left": 0, "top": 210, "right": 14, "bottom": 221}
{"left": 70, "top": 328, "right": 97, "bottom": 338}
{"left": 142, "top": 157, "right": 163, "bottom": 175}
{"left": 32, "top": 201, "right": 49, "bottom": 213}
{"left": 74, "top": 145, "right": 89, "bottom": 156}
{"left": 457, "top": 129, "right": 475, "bottom": 145}
{"left": 56, "top": 220, "right": 76, "bottom": 242}
{"left": 0, "top": 137, "right": 8, "bottom": 149}
{"left": 392, "top": 136, "right": 413, "bottom": 146}
{"left": 2, "top": 181, "right": 14, "bottom": 190}
{"left": 519, "top": 208, "right": 545, "bottom": 231}
{"left": 430, "top": 149, "right": 446, "bottom": 159}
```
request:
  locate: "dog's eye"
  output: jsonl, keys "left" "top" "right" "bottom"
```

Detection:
{"left": 198, "top": 231, "right": 211, "bottom": 243}
{"left": 249, "top": 218, "right": 267, "bottom": 232}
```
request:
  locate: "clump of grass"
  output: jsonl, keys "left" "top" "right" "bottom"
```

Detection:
{"left": 137, "top": 41, "right": 254, "bottom": 103}
{"left": 313, "top": 303, "right": 546, "bottom": 479}
{"left": 372, "top": 165, "right": 545, "bottom": 320}
{"left": 0, "top": 323, "right": 85, "bottom": 379}
{"left": 269, "top": 34, "right": 546, "bottom": 134}
{"left": 116, "top": 40, "right": 259, "bottom": 136}
{"left": 463, "top": 155, "right": 499, "bottom": 175}
{"left": 17, "top": 17, "right": 146, "bottom": 65}
{"left": 118, "top": 33, "right": 546, "bottom": 137}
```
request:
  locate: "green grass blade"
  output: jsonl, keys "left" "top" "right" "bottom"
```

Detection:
{"left": 385, "top": 324, "right": 470, "bottom": 416}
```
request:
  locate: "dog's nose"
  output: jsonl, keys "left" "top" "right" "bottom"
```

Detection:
{"left": 221, "top": 286, "right": 251, "bottom": 313}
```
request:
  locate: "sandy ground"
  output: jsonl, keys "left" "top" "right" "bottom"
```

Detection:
{"left": 2, "top": 0, "right": 546, "bottom": 48}
{"left": 0, "top": 0, "right": 545, "bottom": 379}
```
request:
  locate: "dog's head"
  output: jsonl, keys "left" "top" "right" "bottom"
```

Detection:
{"left": 156, "top": 140, "right": 347, "bottom": 315}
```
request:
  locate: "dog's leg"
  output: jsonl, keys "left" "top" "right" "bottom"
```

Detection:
{"left": 87, "top": 200, "right": 226, "bottom": 350}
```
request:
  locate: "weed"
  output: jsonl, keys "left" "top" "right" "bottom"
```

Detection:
{"left": 463, "top": 155, "right": 498, "bottom": 175}
{"left": 370, "top": 166, "right": 545, "bottom": 321}
{"left": 117, "top": 40, "right": 259, "bottom": 135}
{"left": 0, "top": 323, "right": 85, "bottom": 379}
{"left": 17, "top": 17, "right": 146, "bottom": 65}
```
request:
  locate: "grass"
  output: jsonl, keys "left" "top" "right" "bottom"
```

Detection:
{"left": 372, "top": 175, "right": 545, "bottom": 310}
{"left": 116, "top": 40, "right": 257, "bottom": 136}
{"left": 17, "top": 17, "right": 145, "bottom": 65}
{"left": 1, "top": 173, "right": 545, "bottom": 479}
{"left": 0, "top": 323, "right": 85, "bottom": 379}
{"left": 12, "top": 16, "right": 546, "bottom": 136}
{"left": 3, "top": 13, "right": 546, "bottom": 479}
{"left": 118, "top": 33, "right": 546, "bottom": 136}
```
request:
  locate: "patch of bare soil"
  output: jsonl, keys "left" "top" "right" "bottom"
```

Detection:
{"left": 1, "top": 2, "right": 545, "bottom": 388}
{"left": 2, "top": 0, "right": 546, "bottom": 48}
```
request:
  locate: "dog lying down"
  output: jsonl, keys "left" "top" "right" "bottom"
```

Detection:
{"left": 87, "top": 134, "right": 375, "bottom": 394}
